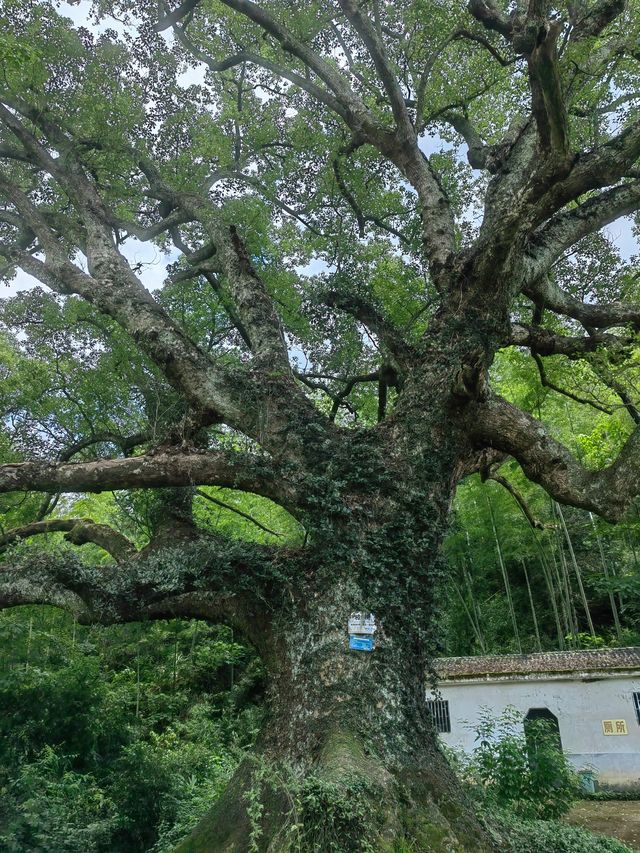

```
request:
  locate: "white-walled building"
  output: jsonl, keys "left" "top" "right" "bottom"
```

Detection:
{"left": 431, "top": 647, "right": 640, "bottom": 790}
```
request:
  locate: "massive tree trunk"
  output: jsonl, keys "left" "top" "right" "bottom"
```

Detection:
{"left": 176, "top": 535, "right": 492, "bottom": 852}
{"left": 2, "top": 0, "right": 640, "bottom": 850}
{"left": 172, "top": 412, "right": 495, "bottom": 851}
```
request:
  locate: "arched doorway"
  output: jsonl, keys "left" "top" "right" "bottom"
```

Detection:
{"left": 524, "top": 707, "right": 562, "bottom": 750}
{"left": 524, "top": 707, "right": 563, "bottom": 776}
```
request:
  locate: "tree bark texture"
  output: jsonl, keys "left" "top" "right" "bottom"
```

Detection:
{"left": 164, "top": 386, "right": 493, "bottom": 850}
{"left": 2, "top": 0, "right": 640, "bottom": 849}
{"left": 174, "top": 528, "right": 492, "bottom": 852}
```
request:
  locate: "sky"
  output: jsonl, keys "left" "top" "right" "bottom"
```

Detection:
{"left": 1, "top": 2, "right": 638, "bottom": 301}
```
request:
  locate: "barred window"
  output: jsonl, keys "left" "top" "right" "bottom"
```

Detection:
{"left": 633, "top": 692, "right": 640, "bottom": 726}
{"left": 426, "top": 699, "right": 451, "bottom": 733}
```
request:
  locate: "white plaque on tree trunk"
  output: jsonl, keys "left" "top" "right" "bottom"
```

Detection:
{"left": 348, "top": 612, "right": 376, "bottom": 634}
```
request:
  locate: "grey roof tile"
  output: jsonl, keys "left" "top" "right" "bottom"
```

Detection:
{"left": 435, "top": 647, "right": 640, "bottom": 679}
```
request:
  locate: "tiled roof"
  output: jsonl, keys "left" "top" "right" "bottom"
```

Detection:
{"left": 435, "top": 647, "right": 640, "bottom": 680}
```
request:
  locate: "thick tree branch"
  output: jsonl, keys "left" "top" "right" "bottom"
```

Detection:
{"left": 0, "top": 572, "right": 93, "bottom": 621}
{"left": 76, "top": 132, "right": 289, "bottom": 374}
{"left": 522, "top": 276, "right": 640, "bottom": 329}
{"left": 472, "top": 2, "right": 571, "bottom": 162}
{"left": 468, "top": 0, "right": 514, "bottom": 38}
{"left": 217, "top": 0, "right": 370, "bottom": 121}
{"left": 155, "top": 0, "right": 202, "bottom": 31}
{"left": 526, "top": 19, "right": 570, "bottom": 160}
{"left": 536, "top": 117, "right": 640, "bottom": 220}
{"left": 177, "top": 198, "right": 289, "bottom": 369}
{"left": 569, "top": 0, "right": 627, "bottom": 41}
{"left": 523, "top": 181, "right": 640, "bottom": 281}
{"left": 323, "top": 290, "right": 415, "bottom": 368}
{"left": 0, "top": 536, "right": 285, "bottom": 638}
{"left": 0, "top": 228, "right": 243, "bottom": 425}
{"left": 440, "top": 112, "right": 491, "bottom": 169}
{"left": 175, "top": 0, "right": 455, "bottom": 281}
{"left": 0, "top": 451, "right": 299, "bottom": 512}
{"left": 0, "top": 519, "right": 137, "bottom": 562}
{"left": 508, "top": 323, "right": 634, "bottom": 356}
{"left": 0, "top": 567, "right": 258, "bottom": 628}
{"left": 470, "top": 394, "right": 640, "bottom": 521}
{"left": 336, "top": 0, "right": 413, "bottom": 135}
{"left": 467, "top": 1, "right": 635, "bottom": 259}
{"left": 0, "top": 166, "right": 325, "bottom": 455}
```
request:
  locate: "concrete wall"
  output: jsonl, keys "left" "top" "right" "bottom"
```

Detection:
{"left": 433, "top": 674, "right": 640, "bottom": 789}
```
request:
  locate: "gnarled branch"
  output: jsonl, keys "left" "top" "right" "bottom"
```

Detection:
{"left": 569, "top": 0, "right": 627, "bottom": 41}
{"left": 0, "top": 116, "right": 326, "bottom": 456}
{"left": 470, "top": 394, "right": 640, "bottom": 522}
{"left": 323, "top": 290, "right": 415, "bottom": 369}
{"left": 468, "top": 0, "right": 514, "bottom": 39}
{"left": 0, "top": 536, "right": 285, "bottom": 640}
{"left": 0, "top": 519, "right": 136, "bottom": 562}
{"left": 523, "top": 181, "right": 640, "bottom": 282}
{"left": 0, "top": 450, "right": 299, "bottom": 513}
{"left": 508, "top": 323, "right": 634, "bottom": 356}
{"left": 522, "top": 275, "right": 640, "bottom": 330}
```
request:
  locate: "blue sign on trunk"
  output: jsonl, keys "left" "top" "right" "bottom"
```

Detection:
{"left": 349, "top": 635, "right": 374, "bottom": 652}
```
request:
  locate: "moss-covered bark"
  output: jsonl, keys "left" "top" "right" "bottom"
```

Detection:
{"left": 174, "top": 533, "right": 496, "bottom": 852}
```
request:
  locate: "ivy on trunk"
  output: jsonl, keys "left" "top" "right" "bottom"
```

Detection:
{"left": 1, "top": 0, "right": 640, "bottom": 849}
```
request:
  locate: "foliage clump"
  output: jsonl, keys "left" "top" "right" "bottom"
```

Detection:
{"left": 490, "top": 808, "right": 634, "bottom": 853}
{"left": 0, "top": 606, "right": 263, "bottom": 852}
{"left": 442, "top": 707, "right": 634, "bottom": 853}
{"left": 447, "top": 707, "right": 580, "bottom": 820}
{"left": 240, "top": 756, "right": 381, "bottom": 853}
{"left": 292, "top": 775, "right": 378, "bottom": 852}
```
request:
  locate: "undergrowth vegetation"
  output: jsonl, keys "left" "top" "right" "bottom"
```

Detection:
{"left": 447, "top": 707, "right": 581, "bottom": 820}
{"left": 441, "top": 708, "right": 635, "bottom": 853}
{"left": 1, "top": 621, "right": 635, "bottom": 853}
{"left": 0, "top": 607, "right": 264, "bottom": 852}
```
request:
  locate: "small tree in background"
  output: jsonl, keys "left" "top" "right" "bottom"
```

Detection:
{"left": 462, "top": 707, "right": 580, "bottom": 820}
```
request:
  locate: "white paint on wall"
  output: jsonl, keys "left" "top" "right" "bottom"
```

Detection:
{"left": 433, "top": 674, "right": 640, "bottom": 788}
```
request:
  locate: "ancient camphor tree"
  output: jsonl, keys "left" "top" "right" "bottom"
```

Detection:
{"left": 1, "top": 0, "right": 640, "bottom": 848}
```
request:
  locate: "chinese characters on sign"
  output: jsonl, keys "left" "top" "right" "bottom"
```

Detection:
{"left": 348, "top": 613, "right": 376, "bottom": 635}
{"left": 348, "top": 612, "right": 376, "bottom": 652}
{"left": 602, "top": 719, "right": 628, "bottom": 735}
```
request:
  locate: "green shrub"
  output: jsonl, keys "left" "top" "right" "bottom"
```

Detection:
{"left": 587, "top": 789, "right": 640, "bottom": 801}
{"left": 490, "top": 807, "right": 634, "bottom": 853}
{"left": 457, "top": 707, "right": 580, "bottom": 819}
{"left": 114, "top": 723, "right": 236, "bottom": 851}
{"left": 0, "top": 659, "right": 109, "bottom": 772}
{"left": 0, "top": 747, "right": 118, "bottom": 853}
{"left": 293, "top": 776, "right": 377, "bottom": 853}
{"left": 0, "top": 611, "right": 267, "bottom": 852}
